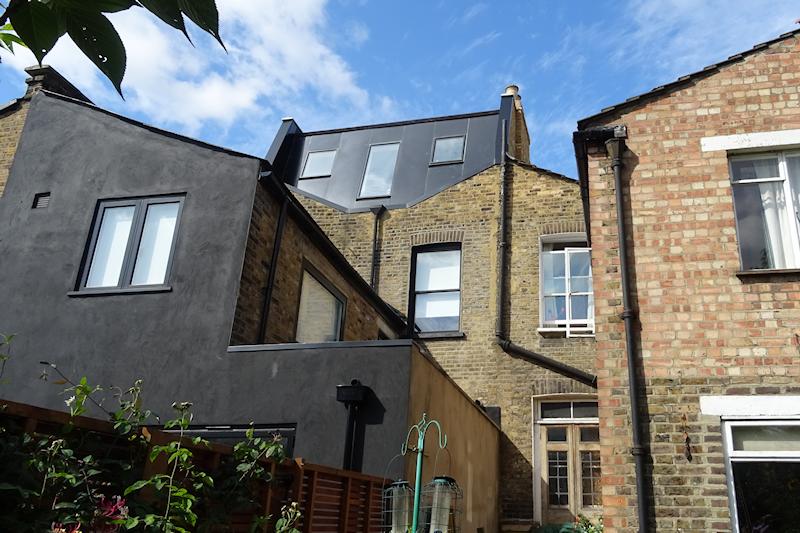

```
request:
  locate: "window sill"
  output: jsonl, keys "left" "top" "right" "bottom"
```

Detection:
{"left": 356, "top": 194, "right": 391, "bottom": 201}
{"left": 415, "top": 331, "right": 466, "bottom": 340}
{"left": 68, "top": 285, "right": 172, "bottom": 297}
{"left": 537, "top": 327, "right": 595, "bottom": 339}
{"left": 298, "top": 174, "right": 331, "bottom": 180}
{"left": 736, "top": 268, "right": 800, "bottom": 279}
{"left": 428, "top": 160, "right": 463, "bottom": 167}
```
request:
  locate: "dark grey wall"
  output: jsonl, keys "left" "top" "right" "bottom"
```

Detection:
{"left": 0, "top": 93, "right": 259, "bottom": 417}
{"left": 225, "top": 342, "right": 412, "bottom": 478}
{"left": 285, "top": 112, "right": 500, "bottom": 212}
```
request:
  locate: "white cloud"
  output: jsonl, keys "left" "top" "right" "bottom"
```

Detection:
{"left": 461, "top": 31, "right": 501, "bottom": 56}
{"left": 0, "top": 0, "right": 390, "bottom": 154}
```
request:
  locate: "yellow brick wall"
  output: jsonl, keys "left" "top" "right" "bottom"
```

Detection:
{"left": 296, "top": 163, "right": 596, "bottom": 523}
{"left": 0, "top": 100, "right": 28, "bottom": 198}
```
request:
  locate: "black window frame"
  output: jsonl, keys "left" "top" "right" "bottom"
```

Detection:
{"left": 294, "top": 261, "right": 347, "bottom": 343}
{"left": 166, "top": 424, "right": 297, "bottom": 456}
{"left": 357, "top": 141, "right": 400, "bottom": 200}
{"left": 429, "top": 135, "right": 466, "bottom": 166}
{"left": 408, "top": 242, "right": 463, "bottom": 337}
{"left": 300, "top": 149, "right": 337, "bottom": 179}
{"left": 75, "top": 195, "right": 184, "bottom": 295}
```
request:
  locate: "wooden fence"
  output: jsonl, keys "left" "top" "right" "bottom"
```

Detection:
{"left": 0, "top": 399, "right": 388, "bottom": 533}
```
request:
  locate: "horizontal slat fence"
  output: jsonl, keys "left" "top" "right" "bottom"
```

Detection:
{"left": 0, "top": 399, "right": 388, "bottom": 532}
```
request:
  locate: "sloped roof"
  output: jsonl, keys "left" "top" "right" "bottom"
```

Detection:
{"left": 577, "top": 28, "right": 800, "bottom": 128}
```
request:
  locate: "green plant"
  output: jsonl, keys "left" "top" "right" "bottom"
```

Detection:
{"left": 560, "top": 515, "right": 604, "bottom": 533}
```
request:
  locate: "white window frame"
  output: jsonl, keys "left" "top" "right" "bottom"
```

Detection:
{"left": 532, "top": 394, "right": 600, "bottom": 524}
{"left": 300, "top": 149, "right": 337, "bottom": 179}
{"left": 538, "top": 233, "right": 594, "bottom": 337}
{"left": 722, "top": 419, "right": 800, "bottom": 532}
{"left": 729, "top": 150, "right": 800, "bottom": 270}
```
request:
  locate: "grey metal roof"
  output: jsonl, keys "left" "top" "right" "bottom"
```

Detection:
{"left": 578, "top": 29, "right": 800, "bottom": 128}
{"left": 268, "top": 100, "right": 514, "bottom": 212}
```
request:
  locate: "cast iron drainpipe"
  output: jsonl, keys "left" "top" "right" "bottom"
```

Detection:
{"left": 493, "top": 120, "right": 598, "bottom": 388}
{"left": 369, "top": 205, "right": 387, "bottom": 289}
{"left": 606, "top": 135, "right": 650, "bottom": 532}
{"left": 257, "top": 172, "right": 289, "bottom": 344}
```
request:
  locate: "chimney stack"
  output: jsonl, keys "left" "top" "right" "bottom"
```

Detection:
{"left": 501, "top": 84, "right": 530, "bottom": 164}
{"left": 23, "top": 65, "right": 91, "bottom": 103}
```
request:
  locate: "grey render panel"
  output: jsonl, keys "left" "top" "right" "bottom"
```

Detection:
{"left": 287, "top": 112, "right": 500, "bottom": 212}
{"left": 0, "top": 93, "right": 259, "bottom": 419}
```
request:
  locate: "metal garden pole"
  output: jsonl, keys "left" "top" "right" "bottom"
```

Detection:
{"left": 401, "top": 412, "right": 447, "bottom": 533}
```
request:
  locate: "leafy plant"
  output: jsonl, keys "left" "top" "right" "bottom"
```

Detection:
{"left": 0, "top": 0, "right": 224, "bottom": 95}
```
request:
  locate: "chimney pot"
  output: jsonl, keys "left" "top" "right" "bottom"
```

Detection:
{"left": 502, "top": 84, "right": 520, "bottom": 97}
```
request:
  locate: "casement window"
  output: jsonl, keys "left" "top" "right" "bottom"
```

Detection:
{"left": 80, "top": 196, "right": 183, "bottom": 291}
{"left": 359, "top": 142, "right": 399, "bottom": 198}
{"left": 301, "top": 149, "right": 336, "bottom": 179}
{"left": 723, "top": 420, "right": 800, "bottom": 532}
{"left": 431, "top": 136, "right": 465, "bottom": 164}
{"left": 295, "top": 268, "right": 345, "bottom": 343}
{"left": 534, "top": 398, "right": 601, "bottom": 525}
{"left": 539, "top": 235, "right": 594, "bottom": 336}
{"left": 729, "top": 153, "right": 800, "bottom": 270}
{"left": 410, "top": 244, "right": 462, "bottom": 334}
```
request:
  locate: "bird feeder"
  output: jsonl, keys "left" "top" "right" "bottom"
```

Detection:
{"left": 383, "top": 480, "right": 413, "bottom": 533}
{"left": 420, "top": 476, "right": 462, "bottom": 533}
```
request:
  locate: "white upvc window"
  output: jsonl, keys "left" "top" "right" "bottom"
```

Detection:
{"left": 723, "top": 420, "right": 800, "bottom": 532}
{"left": 729, "top": 152, "right": 800, "bottom": 270}
{"left": 539, "top": 234, "right": 594, "bottom": 337}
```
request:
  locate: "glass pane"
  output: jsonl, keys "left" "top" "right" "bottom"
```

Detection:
{"left": 732, "top": 425, "right": 800, "bottom": 452}
{"left": 296, "top": 271, "right": 344, "bottom": 343}
{"left": 543, "top": 296, "right": 566, "bottom": 323}
{"left": 571, "top": 295, "right": 590, "bottom": 321}
{"left": 787, "top": 156, "right": 800, "bottom": 229}
{"left": 86, "top": 205, "right": 135, "bottom": 288}
{"left": 569, "top": 250, "right": 591, "bottom": 277}
{"left": 131, "top": 202, "right": 179, "bottom": 286}
{"left": 733, "top": 181, "right": 797, "bottom": 269}
{"left": 541, "top": 402, "right": 571, "bottom": 419}
{"left": 733, "top": 461, "right": 800, "bottom": 532}
{"left": 573, "top": 402, "right": 599, "bottom": 418}
{"left": 580, "top": 427, "right": 600, "bottom": 442}
{"left": 547, "top": 451, "right": 569, "bottom": 506}
{"left": 301, "top": 150, "right": 336, "bottom": 177}
{"left": 581, "top": 451, "right": 602, "bottom": 506}
{"left": 415, "top": 250, "right": 460, "bottom": 291}
{"left": 415, "top": 291, "right": 460, "bottom": 332}
{"left": 542, "top": 252, "right": 566, "bottom": 294}
{"left": 546, "top": 426, "right": 567, "bottom": 442}
{"left": 360, "top": 143, "right": 399, "bottom": 197}
{"left": 571, "top": 276, "right": 592, "bottom": 293}
{"left": 730, "top": 157, "right": 780, "bottom": 181}
{"left": 432, "top": 136, "right": 465, "bottom": 163}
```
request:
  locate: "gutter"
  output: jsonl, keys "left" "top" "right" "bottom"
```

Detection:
{"left": 494, "top": 120, "right": 598, "bottom": 389}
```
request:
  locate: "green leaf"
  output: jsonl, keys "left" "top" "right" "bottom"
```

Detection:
{"left": 138, "top": 0, "right": 188, "bottom": 39}
{"left": 54, "top": 501, "right": 78, "bottom": 509}
{"left": 64, "top": 9, "right": 126, "bottom": 96}
{"left": 177, "top": 0, "right": 224, "bottom": 49}
{"left": 123, "top": 479, "right": 150, "bottom": 495}
{"left": 9, "top": 0, "right": 64, "bottom": 64}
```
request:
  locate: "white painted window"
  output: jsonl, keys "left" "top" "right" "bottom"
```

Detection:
{"left": 83, "top": 197, "right": 182, "bottom": 290}
{"left": 412, "top": 246, "right": 461, "bottom": 333}
{"left": 359, "top": 143, "right": 399, "bottom": 198}
{"left": 432, "top": 136, "right": 465, "bottom": 164}
{"left": 723, "top": 420, "right": 800, "bottom": 532}
{"left": 301, "top": 150, "right": 336, "bottom": 178}
{"left": 729, "top": 152, "right": 800, "bottom": 270}
{"left": 539, "top": 235, "right": 593, "bottom": 336}
{"left": 533, "top": 397, "right": 601, "bottom": 525}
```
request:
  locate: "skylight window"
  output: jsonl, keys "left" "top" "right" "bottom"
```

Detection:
{"left": 359, "top": 143, "right": 399, "bottom": 198}
{"left": 432, "top": 136, "right": 465, "bottom": 164}
{"left": 301, "top": 150, "right": 336, "bottom": 178}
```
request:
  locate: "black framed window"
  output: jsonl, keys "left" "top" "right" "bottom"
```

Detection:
{"left": 80, "top": 196, "right": 183, "bottom": 291}
{"left": 295, "top": 267, "right": 346, "bottom": 343}
{"left": 358, "top": 142, "right": 399, "bottom": 198}
{"left": 410, "top": 243, "right": 462, "bottom": 333}
{"left": 301, "top": 149, "right": 336, "bottom": 179}
{"left": 431, "top": 135, "right": 465, "bottom": 164}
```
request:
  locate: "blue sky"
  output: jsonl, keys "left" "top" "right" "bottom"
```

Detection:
{"left": 1, "top": 0, "right": 798, "bottom": 177}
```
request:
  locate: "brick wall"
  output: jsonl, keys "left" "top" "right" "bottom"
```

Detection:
{"left": 583, "top": 34, "right": 800, "bottom": 532}
{"left": 0, "top": 100, "right": 28, "bottom": 198}
{"left": 296, "top": 162, "right": 596, "bottom": 524}
{"left": 231, "top": 184, "right": 389, "bottom": 345}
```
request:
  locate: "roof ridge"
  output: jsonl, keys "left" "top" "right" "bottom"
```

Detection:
{"left": 578, "top": 28, "right": 800, "bottom": 127}
{"left": 303, "top": 109, "right": 499, "bottom": 136}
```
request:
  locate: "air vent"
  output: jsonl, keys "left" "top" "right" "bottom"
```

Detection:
{"left": 32, "top": 192, "right": 50, "bottom": 209}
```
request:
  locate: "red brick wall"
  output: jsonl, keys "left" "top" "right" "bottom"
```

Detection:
{"left": 584, "top": 35, "right": 800, "bottom": 531}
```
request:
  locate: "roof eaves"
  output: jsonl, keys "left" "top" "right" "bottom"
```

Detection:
{"left": 578, "top": 28, "right": 800, "bottom": 128}
{"left": 303, "top": 109, "right": 500, "bottom": 136}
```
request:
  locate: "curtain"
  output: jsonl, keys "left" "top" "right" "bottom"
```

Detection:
{"left": 758, "top": 181, "right": 796, "bottom": 269}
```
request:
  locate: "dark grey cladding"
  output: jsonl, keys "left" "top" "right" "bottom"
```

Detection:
{"left": 274, "top": 110, "right": 502, "bottom": 212}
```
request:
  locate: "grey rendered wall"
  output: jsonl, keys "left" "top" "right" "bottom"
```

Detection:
{"left": 225, "top": 341, "right": 412, "bottom": 478}
{"left": 0, "top": 93, "right": 259, "bottom": 418}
